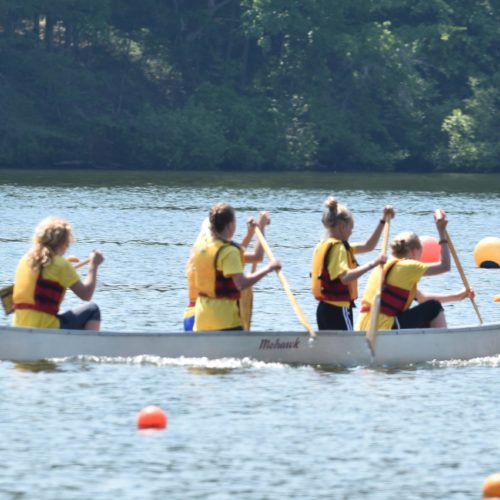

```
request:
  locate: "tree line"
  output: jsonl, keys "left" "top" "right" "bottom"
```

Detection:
{"left": 0, "top": 0, "right": 499, "bottom": 172}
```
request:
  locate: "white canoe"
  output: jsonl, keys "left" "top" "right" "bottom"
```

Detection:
{"left": 1, "top": 323, "right": 500, "bottom": 366}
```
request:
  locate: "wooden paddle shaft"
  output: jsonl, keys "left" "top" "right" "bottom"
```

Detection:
{"left": 73, "top": 257, "right": 91, "bottom": 270}
{"left": 445, "top": 230, "right": 483, "bottom": 324}
{"left": 366, "top": 220, "right": 391, "bottom": 354}
{"left": 254, "top": 227, "right": 316, "bottom": 337}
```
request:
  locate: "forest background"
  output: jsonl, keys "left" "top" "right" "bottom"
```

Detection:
{"left": 0, "top": 0, "right": 499, "bottom": 172}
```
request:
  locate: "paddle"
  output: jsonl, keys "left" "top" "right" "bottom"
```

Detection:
{"left": 254, "top": 227, "right": 316, "bottom": 337}
{"left": 240, "top": 261, "right": 257, "bottom": 331}
{"left": 366, "top": 219, "right": 391, "bottom": 356}
{"left": 0, "top": 257, "right": 91, "bottom": 316}
{"left": 444, "top": 226, "right": 483, "bottom": 324}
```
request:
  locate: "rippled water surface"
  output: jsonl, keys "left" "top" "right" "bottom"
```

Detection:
{"left": 0, "top": 170, "right": 499, "bottom": 499}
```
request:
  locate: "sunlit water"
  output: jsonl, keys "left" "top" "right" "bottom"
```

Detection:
{"left": 0, "top": 170, "right": 499, "bottom": 499}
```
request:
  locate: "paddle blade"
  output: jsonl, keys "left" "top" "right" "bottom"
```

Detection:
{"left": 0, "top": 284, "right": 14, "bottom": 315}
{"left": 366, "top": 293, "right": 381, "bottom": 356}
{"left": 239, "top": 287, "right": 253, "bottom": 331}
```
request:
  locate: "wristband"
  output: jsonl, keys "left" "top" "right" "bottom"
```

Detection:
{"left": 379, "top": 219, "right": 386, "bottom": 225}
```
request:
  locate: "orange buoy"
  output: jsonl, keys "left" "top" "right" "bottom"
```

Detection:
{"left": 137, "top": 406, "right": 168, "bottom": 429}
{"left": 420, "top": 235, "right": 441, "bottom": 263}
{"left": 482, "top": 472, "right": 500, "bottom": 497}
{"left": 66, "top": 255, "right": 80, "bottom": 263}
{"left": 474, "top": 237, "right": 500, "bottom": 269}
{"left": 494, "top": 294, "right": 500, "bottom": 303}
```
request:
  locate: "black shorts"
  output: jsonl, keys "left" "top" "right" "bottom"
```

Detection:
{"left": 58, "top": 302, "right": 101, "bottom": 330}
{"left": 394, "top": 300, "right": 443, "bottom": 329}
{"left": 316, "top": 301, "right": 354, "bottom": 331}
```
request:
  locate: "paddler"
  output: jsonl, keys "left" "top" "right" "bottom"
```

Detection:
{"left": 183, "top": 215, "right": 263, "bottom": 331}
{"left": 192, "top": 203, "right": 280, "bottom": 331}
{"left": 311, "top": 196, "right": 394, "bottom": 330}
{"left": 12, "top": 217, "right": 104, "bottom": 330}
{"left": 356, "top": 209, "right": 475, "bottom": 331}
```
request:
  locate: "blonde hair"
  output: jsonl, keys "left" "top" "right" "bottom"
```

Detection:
{"left": 391, "top": 231, "right": 421, "bottom": 258}
{"left": 186, "top": 218, "right": 210, "bottom": 272}
{"left": 209, "top": 203, "right": 235, "bottom": 234}
{"left": 322, "top": 196, "right": 352, "bottom": 229}
{"left": 27, "top": 217, "right": 74, "bottom": 271}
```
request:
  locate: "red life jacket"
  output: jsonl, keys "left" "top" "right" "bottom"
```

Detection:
{"left": 214, "top": 246, "right": 241, "bottom": 299}
{"left": 14, "top": 274, "right": 65, "bottom": 316}
{"left": 379, "top": 260, "right": 414, "bottom": 316}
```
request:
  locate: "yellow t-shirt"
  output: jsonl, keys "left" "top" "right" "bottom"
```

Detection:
{"left": 356, "top": 258, "right": 428, "bottom": 331}
{"left": 324, "top": 242, "right": 358, "bottom": 308}
{"left": 13, "top": 255, "right": 80, "bottom": 329}
{"left": 194, "top": 245, "right": 244, "bottom": 331}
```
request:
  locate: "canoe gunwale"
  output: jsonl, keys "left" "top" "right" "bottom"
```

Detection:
{"left": 1, "top": 322, "right": 493, "bottom": 338}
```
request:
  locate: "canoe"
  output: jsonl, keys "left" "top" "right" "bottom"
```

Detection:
{"left": 1, "top": 323, "right": 500, "bottom": 366}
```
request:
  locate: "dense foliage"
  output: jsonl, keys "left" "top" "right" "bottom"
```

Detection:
{"left": 0, "top": 0, "right": 499, "bottom": 171}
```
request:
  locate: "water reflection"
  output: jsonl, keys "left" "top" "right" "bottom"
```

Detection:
{"left": 14, "top": 360, "right": 62, "bottom": 373}
{"left": 187, "top": 367, "right": 235, "bottom": 375}
{"left": 1, "top": 169, "right": 499, "bottom": 194}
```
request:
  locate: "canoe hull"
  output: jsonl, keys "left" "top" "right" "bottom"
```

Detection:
{"left": 1, "top": 323, "right": 500, "bottom": 366}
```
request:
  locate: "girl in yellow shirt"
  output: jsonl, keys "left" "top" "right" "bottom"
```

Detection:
{"left": 357, "top": 210, "right": 474, "bottom": 331}
{"left": 183, "top": 214, "right": 264, "bottom": 331}
{"left": 192, "top": 203, "right": 281, "bottom": 331}
{"left": 311, "top": 196, "right": 394, "bottom": 330}
{"left": 13, "top": 217, "right": 104, "bottom": 330}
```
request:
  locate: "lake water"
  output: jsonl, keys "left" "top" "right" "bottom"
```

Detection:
{"left": 0, "top": 169, "right": 499, "bottom": 499}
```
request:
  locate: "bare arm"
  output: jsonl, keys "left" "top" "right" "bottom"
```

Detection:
{"left": 70, "top": 250, "right": 104, "bottom": 301}
{"left": 416, "top": 287, "right": 475, "bottom": 304}
{"left": 232, "top": 259, "right": 281, "bottom": 291}
{"left": 355, "top": 205, "right": 395, "bottom": 253}
{"left": 244, "top": 211, "right": 270, "bottom": 264}
{"left": 339, "top": 254, "right": 387, "bottom": 284}
{"left": 423, "top": 210, "right": 451, "bottom": 276}
{"left": 240, "top": 217, "right": 256, "bottom": 250}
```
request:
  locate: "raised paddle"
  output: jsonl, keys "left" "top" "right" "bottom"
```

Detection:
{"left": 366, "top": 219, "right": 391, "bottom": 356}
{"left": 443, "top": 226, "right": 483, "bottom": 324}
{"left": 0, "top": 257, "right": 91, "bottom": 316}
{"left": 254, "top": 227, "right": 316, "bottom": 337}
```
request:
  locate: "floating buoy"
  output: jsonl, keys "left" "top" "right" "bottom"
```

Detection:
{"left": 482, "top": 472, "right": 500, "bottom": 497}
{"left": 474, "top": 237, "right": 500, "bottom": 269}
{"left": 420, "top": 235, "right": 440, "bottom": 263}
{"left": 137, "top": 406, "right": 168, "bottom": 429}
{"left": 494, "top": 294, "right": 500, "bottom": 303}
{"left": 66, "top": 255, "right": 80, "bottom": 263}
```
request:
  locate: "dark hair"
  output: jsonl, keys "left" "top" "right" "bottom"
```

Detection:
{"left": 209, "top": 203, "right": 235, "bottom": 234}
{"left": 322, "top": 196, "right": 352, "bottom": 229}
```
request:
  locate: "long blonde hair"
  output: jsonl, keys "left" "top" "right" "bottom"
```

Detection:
{"left": 26, "top": 217, "right": 74, "bottom": 271}
{"left": 391, "top": 231, "right": 421, "bottom": 258}
{"left": 186, "top": 218, "right": 210, "bottom": 272}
